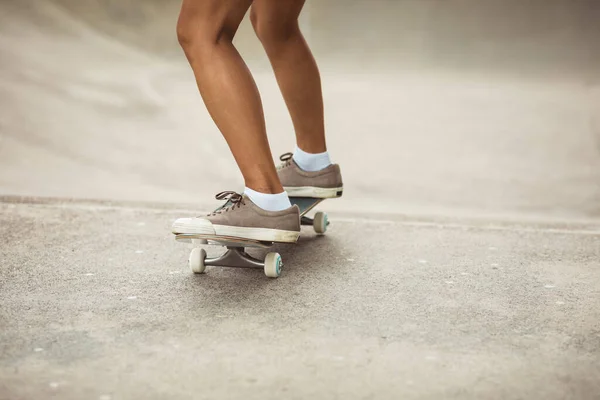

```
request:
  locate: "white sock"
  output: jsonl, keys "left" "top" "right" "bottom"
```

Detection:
{"left": 292, "top": 146, "right": 332, "bottom": 172}
{"left": 244, "top": 187, "right": 292, "bottom": 212}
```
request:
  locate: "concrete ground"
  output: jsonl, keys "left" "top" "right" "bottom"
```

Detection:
{"left": 1, "top": 1, "right": 600, "bottom": 399}
{"left": 1, "top": 198, "right": 599, "bottom": 400}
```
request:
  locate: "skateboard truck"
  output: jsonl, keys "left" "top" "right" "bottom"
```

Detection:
{"left": 300, "top": 214, "right": 330, "bottom": 229}
{"left": 203, "top": 246, "right": 267, "bottom": 269}
{"left": 180, "top": 236, "right": 282, "bottom": 277}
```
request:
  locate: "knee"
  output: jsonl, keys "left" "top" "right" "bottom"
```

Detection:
{"left": 176, "top": 13, "right": 199, "bottom": 51}
{"left": 250, "top": 8, "right": 300, "bottom": 48}
{"left": 176, "top": 13, "right": 232, "bottom": 54}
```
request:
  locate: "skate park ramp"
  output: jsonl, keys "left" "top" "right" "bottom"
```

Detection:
{"left": 0, "top": 0, "right": 599, "bottom": 220}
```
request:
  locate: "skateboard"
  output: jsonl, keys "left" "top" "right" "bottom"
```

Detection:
{"left": 175, "top": 197, "right": 329, "bottom": 278}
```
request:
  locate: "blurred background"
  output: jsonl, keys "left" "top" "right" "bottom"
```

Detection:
{"left": 1, "top": 0, "right": 599, "bottom": 221}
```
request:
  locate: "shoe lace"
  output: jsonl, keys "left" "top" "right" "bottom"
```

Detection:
{"left": 277, "top": 152, "right": 293, "bottom": 170}
{"left": 206, "top": 191, "right": 246, "bottom": 216}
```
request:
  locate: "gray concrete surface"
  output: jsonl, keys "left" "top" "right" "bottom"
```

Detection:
{"left": 1, "top": 0, "right": 600, "bottom": 398}
{"left": 1, "top": 198, "right": 600, "bottom": 400}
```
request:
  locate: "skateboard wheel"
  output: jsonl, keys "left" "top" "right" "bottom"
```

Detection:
{"left": 264, "top": 252, "right": 282, "bottom": 278}
{"left": 189, "top": 248, "right": 207, "bottom": 274}
{"left": 313, "top": 211, "right": 328, "bottom": 234}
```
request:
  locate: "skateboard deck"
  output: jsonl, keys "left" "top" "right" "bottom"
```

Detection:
{"left": 292, "top": 196, "right": 324, "bottom": 216}
{"left": 175, "top": 196, "right": 330, "bottom": 278}
{"left": 175, "top": 233, "right": 273, "bottom": 248}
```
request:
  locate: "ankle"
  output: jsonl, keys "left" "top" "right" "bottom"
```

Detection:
{"left": 244, "top": 187, "right": 292, "bottom": 212}
{"left": 244, "top": 179, "right": 283, "bottom": 195}
{"left": 295, "top": 140, "right": 326, "bottom": 154}
{"left": 292, "top": 146, "right": 332, "bottom": 172}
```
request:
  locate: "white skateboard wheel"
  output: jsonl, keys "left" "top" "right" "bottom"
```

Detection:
{"left": 264, "top": 252, "right": 282, "bottom": 278}
{"left": 189, "top": 248, "right": 207, "bottom": 274}
{"left": 313, "top": 211, "right": 328, "bottom": 234}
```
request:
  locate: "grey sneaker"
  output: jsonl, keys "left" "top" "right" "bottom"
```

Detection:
{"left": 277, "top": 152, "right": 343, "bottom": 198}
{"left": 171, "top": 191, "right": 300, "bottom": 243}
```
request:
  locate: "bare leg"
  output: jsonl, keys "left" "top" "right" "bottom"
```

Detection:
{"left": 177, "top": 0, "right": 283, "bottom": 193}
{"left": 250, "top": 0, "right": 326, "bottom": 154}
